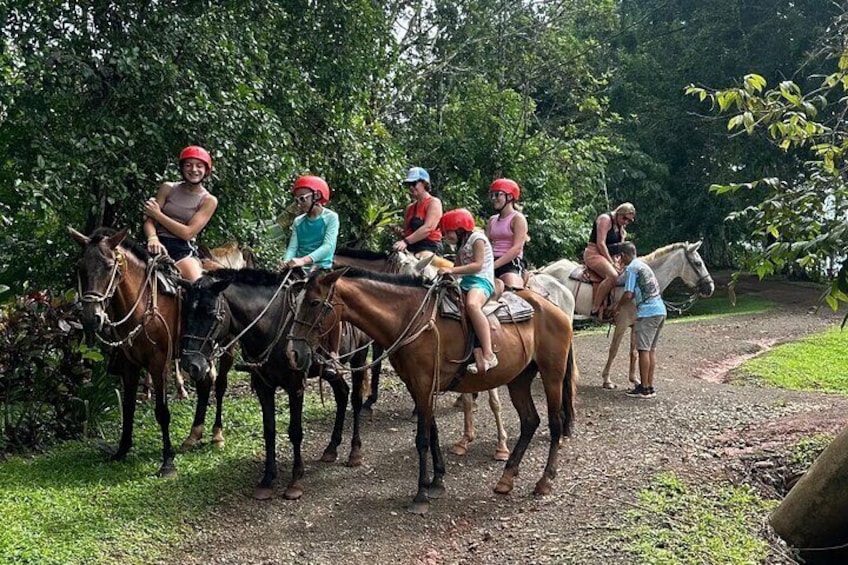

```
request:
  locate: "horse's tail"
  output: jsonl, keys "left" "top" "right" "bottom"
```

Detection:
{"left": 561, "top": 341, "right": 578, "bottom": 437}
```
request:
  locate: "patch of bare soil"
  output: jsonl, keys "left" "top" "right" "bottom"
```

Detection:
{"left": 166, "top": 273, "right": 848, "bottom": 565}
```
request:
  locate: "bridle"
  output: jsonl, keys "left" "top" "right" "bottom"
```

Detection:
{"left": 663, "top": 248, "right": 714, "bottom": 315}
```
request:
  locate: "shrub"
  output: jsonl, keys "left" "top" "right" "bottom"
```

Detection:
{"left": 0, "top": 289, "right": 115, "bottom": 452}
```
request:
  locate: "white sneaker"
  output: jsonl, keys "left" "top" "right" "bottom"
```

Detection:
{"left": 467, "top": 355, "right": 498, "bottom": 374}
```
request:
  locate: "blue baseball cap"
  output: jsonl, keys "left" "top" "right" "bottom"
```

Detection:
{"left": 403, "top": 167, "right": 430, "bottom": 184}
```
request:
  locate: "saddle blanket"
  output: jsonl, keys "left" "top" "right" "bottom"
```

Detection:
{"left": 440, "top": 291, "right": 534, "bottom": 323}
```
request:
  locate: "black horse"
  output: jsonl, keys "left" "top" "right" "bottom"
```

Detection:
{"left": 179, "top": 267, "right": 370, "bottom": 500}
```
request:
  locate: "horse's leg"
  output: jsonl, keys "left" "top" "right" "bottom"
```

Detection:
{"left": 253, "top": 376, "right": 277, "bottom": 500}
{"left": 451, "top": 393, "right": 475, "bottom": 456}
{"left": 319, "top": 369, "right": 349, "bottom": 463}
{"left": 346, "top": 351, "right": 368, "bottom": 467}
{"left": 628, "top": 328, "right": 639, "bottom": 385}
{"left": 362, "top": 344, "right": 382, "bottom": 415}
{"left": 111, "top": 357, "right": 140, "bottom": 462}
{"left": 180, "top": 372, "right": 210, "bottom": 450}
{"left": 152, "top": 365, "right": 176, "bottom": 478}
{"left": 174, "top": 360, "right": 189, "bottom": 400}
{"left": 409, "top": 394, "right": 434, "bottom": 515}
{"left": 488, "top": 388, "right": 510, "bottom": 462}
{"left": 533, "top": 360, "right": 567, "bottom": 496}
{"left": 211, "top": 351, "right": 232, "bottom": 447}
{"left": 601, "top": 320, "right": 630, "bottom": 389}
{"left": 283, "top": 385, "right": 306, "bottom": 500}
{"left": 495, "top": 365, "right": 540, "bottom": 495}
{"left": 427, "top": 416, "right": 446, "bottom": 500}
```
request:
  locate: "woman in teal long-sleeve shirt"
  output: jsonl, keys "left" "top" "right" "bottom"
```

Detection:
{"left": 283, "top": 175, "right": 339, "bottom": 269}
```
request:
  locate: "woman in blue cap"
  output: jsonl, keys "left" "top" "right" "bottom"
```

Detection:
{"left": 393, "top": 166, "right": 443, "bottom": 258}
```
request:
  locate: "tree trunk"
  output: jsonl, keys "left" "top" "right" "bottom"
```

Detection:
{"left": 770, "top": 424, "right": 848, "bottom": 558}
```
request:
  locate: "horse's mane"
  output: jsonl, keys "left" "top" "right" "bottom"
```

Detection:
{"left": 335, "top": 247, "right": 390, "bottom": 261}
{"left": 338, "top": 266, "right": 427, "bottom": 287}
{"left": 90, "top": 227, "right": 151, "bottom": 263}
{"left": 642, "top": 242, "right": 687, "bottom": 261}
{"left": 205, "top": 267, "right": 291, "bottom": 287}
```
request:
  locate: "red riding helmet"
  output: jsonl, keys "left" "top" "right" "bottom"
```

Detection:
{"left": 292, "top": 175, "right": 331, "bottom": 204}
{"left": 440, "top": 208, "right": 476, "bottom": 232}
{"left": 490, "top": 178, "right": 520, "bottom": 201}
{"left": 179, "top": 146, "right": 213, "bottom": 179}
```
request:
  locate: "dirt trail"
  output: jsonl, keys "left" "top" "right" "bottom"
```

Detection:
{"left": 168, "top": 274, "right": 848, "bottom": 565}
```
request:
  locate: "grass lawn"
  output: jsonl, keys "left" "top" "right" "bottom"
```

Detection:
{"left": 0, "top": 379, "right": 335, "bottom": 565}
{"left": 735, "top": 326, "right": 848, "bottom": 394}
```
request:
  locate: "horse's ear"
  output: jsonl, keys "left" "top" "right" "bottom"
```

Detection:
{"left": 690, "top": 240, "right": 703, "bottom": 252}
{"left": 67, "top": 226, "right": 90, "bottom": 247}
{"left": 415, "top": 255, "right": 435, "bottom": 272}
{"left": 107, "top": 229, "right": 127, "bottom": 249}
{"left": 176, "top": 278, "right": 194, "bottom": 291}
{"left": 321, "top": 268, "right": 347, "bottom": 286}
{"left": 210, "top": 279, "right": 232, "bottom": 295}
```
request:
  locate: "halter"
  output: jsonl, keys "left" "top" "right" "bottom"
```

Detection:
{"left": 182, "top": 270, "right": 296, "bottom": 369}
{"left": 663, "top": 248, "right": 714, "bottom": 315}
{"left": 79, "top": 249, "right": 125, "bottom": 306}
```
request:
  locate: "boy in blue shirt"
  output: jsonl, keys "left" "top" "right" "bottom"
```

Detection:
{"left": 613, "top": 242, "right": 666, "bottom": 398}
{"left": 283, "top": 175, "right": 339, "bottom": 270}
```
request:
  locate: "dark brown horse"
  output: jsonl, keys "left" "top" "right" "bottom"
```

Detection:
{"left": 68, "top": 227, "right": 235, "bottom": 476}
{"left": 288, "top": 268, "right": 577, "bottom": 514}
{"left": 179, "top": 268, "right": 370, "bottom": 500}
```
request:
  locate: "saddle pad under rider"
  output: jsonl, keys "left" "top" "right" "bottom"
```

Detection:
{"left": 440, "top": 291, "right": 534, "bottom": 323}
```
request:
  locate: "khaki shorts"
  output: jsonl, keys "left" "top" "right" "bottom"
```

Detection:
{"left": 635, "top": 315, "right": 665, "bottom": 351}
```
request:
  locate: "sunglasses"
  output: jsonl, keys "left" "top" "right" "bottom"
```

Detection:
{"left": 622, "top": 215, "right": 635, "bottom": 224}
{"left": 294, "top": 194, "right": 313, "bottom": 204}
{"left": 490, "top": 191, "right": 506, "bottom": 200}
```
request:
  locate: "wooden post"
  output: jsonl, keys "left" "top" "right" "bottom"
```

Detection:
{"left": 770, "top": 425, "right": 848, "bottom": 552}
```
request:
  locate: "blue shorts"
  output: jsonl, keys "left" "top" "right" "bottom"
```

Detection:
{"left": 460, "top": 275, "right": 494, "bottom": 300}
{"left": 160, "top": 236, "right": 198, "bottom": 263}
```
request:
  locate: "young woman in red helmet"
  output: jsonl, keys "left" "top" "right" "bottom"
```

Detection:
{"left": 437, "top": 208, "right": 498, "bottom": 374}
{"left": 486, "top": 178, "right": 528, "bottom": 290}
{"left": 143, "top": 145, "right": 219, "bottom": 282}
{"left": 282, "top": 175, "right": 339, "bottom": 270}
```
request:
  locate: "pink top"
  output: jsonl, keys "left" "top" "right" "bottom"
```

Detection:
{"left": 487, "top": 211, "right": 523, "bottom": 259}
{"left": 156, "top": 184, "right": 209, "bottom": 240}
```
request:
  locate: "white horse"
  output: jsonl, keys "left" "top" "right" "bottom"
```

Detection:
{"left": 541, "top": 241, "right": 715, "bottom": 389}
{"left": 396, "top": 252, "right": 577, "bottom": 461}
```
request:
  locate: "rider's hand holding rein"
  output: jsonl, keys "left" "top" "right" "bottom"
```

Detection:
{"left": 143, "top": 198, "right": 166, "bottom": 255}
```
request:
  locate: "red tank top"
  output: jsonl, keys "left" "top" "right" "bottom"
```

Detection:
{"left": 404, "top": 196, "right": 442, "bottom": 243}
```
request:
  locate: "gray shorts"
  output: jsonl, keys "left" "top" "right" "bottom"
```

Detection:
{"left": 635, "top": 315, "right": 665, "bottom": 351}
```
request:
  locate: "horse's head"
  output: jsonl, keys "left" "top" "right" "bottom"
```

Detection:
{"left": 389, "top": 250, "right": 439, "bottom": 280}
{"left": 179, "top": 276, "right": 232, "bottom": 386}
{"left": 69, "top": 226, "right": 128, "bottom": 336}
{"left": 682, "top": 241, "right": 715, "bottom": 298}
{"left": 287, "top": 268, "right": 345, "bottom": 373}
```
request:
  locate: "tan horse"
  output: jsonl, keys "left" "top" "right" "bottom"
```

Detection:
{"left": 541, "top": 241, "right": 715, "bottom": 388}
{"left": 288, "top": 267, "right": 577, "bottom": 514}
{"left": 199, "top": 241, "right": 258, "bottom": 271}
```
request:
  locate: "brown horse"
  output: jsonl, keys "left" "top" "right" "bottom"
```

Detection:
{"left": 68, "top": 227, "right": 235, "bottom": 476}
{"left": 288, "top": 267, "right": 577, "bottom": 514}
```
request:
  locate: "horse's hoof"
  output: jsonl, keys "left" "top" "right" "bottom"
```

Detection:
{"left": 493, "top": 479, "right": 513, "bottom": 495}
{"left": 493, "top": 448, "right": 510, "bottom": 462}
{"left": 211, "top": 427, "right": 225, "bottom": 446}
{"left": 534, "top": 479, "right": 553, "bottom": 496}
{"left": 408, "top": 501, "right": 430, "bottom": 515}
{"left": 346, "top": 453, "right": 363, "bottom": 467}
{"left": 602, "top": 381, "right": 617, "bottom": 390}
{"left": 253, "top": 487, "right": 274, "bottom": 500}
{"left": 451, "top": 443, "right": 469, "bottom": 457}
{"left": 212, "top": 438, "right": 225, "bottom": 449}
{"left": 158, "top": 466, "right": 177, "bottom": 479}
{"left": 320, "top": 450, "right": 338, "bottom": 463}
{"left": 283, "top": 484, "right": 304, "bottom": 500}
{"left": 428, "top": 484, "right": 445, "bottom": 500}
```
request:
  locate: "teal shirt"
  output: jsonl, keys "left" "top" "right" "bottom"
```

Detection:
{"left": 284, "top": 208, "right": 339, "bottom": 269}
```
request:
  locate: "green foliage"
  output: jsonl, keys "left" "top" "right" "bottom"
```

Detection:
{"left": 618, "top": 472, "right": 774, "bottom": 564}
{"left": 735, "top": 326, "right": 848, "bottom": 394}
{"left": 789, "top": 434, "right": 834, "bottom": 470}
{"left": 0, "top": 290, "right": 114, "bottom": 452}
{"left": 687, "top": 5, "right": 848, "bottom": 298}
{"left": 0, "top": 389, "right": 334, "bottom": 564}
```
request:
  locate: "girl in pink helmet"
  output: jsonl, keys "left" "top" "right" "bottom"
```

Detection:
{"left": 437, "top": 208, "right": 498, "bottom": 374}
{"left": 282, "top": 175, "right": 339, "bottom": 270}
{"left": 486, "top": 178, "right": 528, "bottom": 289}
{"left": 143, "top": 145, "right": 219, "bottom": 282}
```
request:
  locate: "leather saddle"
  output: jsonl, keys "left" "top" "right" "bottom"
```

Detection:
{"left": 439, "top": 289, "right": 534, "bottom": 324}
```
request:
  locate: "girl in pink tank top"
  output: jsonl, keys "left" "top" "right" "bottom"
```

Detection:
{"left": 485, "top": 178, "right": 528, "bottom": 289}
